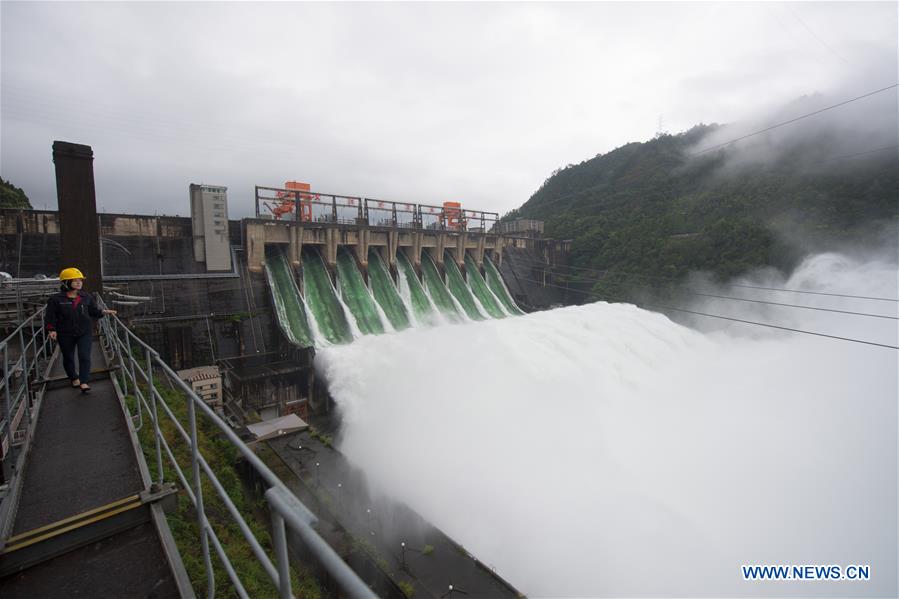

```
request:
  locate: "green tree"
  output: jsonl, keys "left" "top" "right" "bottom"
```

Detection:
{"left": 0, "top": 178, "right": 32, "bottom": 209}
{"left": 509, "top": 124, "right": 898, "bottom": 302}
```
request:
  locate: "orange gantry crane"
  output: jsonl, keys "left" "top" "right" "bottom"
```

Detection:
{"left": 266, "top": 181, "right": 313, "bottom": 221}
{"left": 442, "top": 201, "right": 464, "bottom": 230}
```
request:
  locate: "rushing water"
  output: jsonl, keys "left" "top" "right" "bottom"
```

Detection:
{"left": 420, "top": 251, "right": 464, "bottom": 323}
{"left": 396, "top": 250, "right": 440, "bottom": 326}
{"left": 317, "top": 252, "right": 898, "bottom": 597}
{"left": 485, "top": 254, "right": 525, "bottom": 315}
{"left": 368, "top": 248, "right": 411, "bottom": 331}
{"left": 271, "top": 247, "right": 522, "bottom": 348}
{"left": 443, "top": 250, "right": 486, "bottom": 321}
{"left": 336, "top": 247, "right": 385, "bottom": 336}
{"left": 464, "top": 252, "right": 507, "bottom": 318}
{"left": 301, "top": 247, "right": 353, "bottom": 344}
{"left": 264, "top": 249, "right": 314, "bottom": 347}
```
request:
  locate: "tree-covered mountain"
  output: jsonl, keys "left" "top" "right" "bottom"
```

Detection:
{"left": 507, "top": 122, "right": 898, "bottom": 302}
{"left": 0, "top": 178, "right": 32, "bottom": 209}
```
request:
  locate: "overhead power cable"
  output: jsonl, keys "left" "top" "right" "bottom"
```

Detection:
{"left": 781, "top": 4, "right": 848, "bottom": 64}
{"left": 676, "top": 290, "right": 896, "bottom": 320}
{"left": 691, "top": 83, "right": 899, "bottom": 155}
{"left": 514, "top": 256, "right": 899, "bottom": 303}
{"left": 513, "top": 257, "right": 899, "bottom": 317}
{"left": 817, "top": 144, "right": 898, "bottom": 164}
{"left": 511, "top": 274, "right": 898, "bottom": 350}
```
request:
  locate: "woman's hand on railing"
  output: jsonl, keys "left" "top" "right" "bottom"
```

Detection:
{"left": 103, "top": 309, "right": 117, "bottom": 316}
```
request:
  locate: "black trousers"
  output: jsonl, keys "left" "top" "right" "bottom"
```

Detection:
{"left": 58, "top": 334, "right": 92, "bottom": 383}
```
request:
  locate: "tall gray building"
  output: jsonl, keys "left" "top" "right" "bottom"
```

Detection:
{"left": 189, "top": 183, "right": 232, "bottom": 271}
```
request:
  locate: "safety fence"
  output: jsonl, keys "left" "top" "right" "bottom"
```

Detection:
{"left": 0, "top": 308, "right": 51, "bottom": 493}
{"left": 96, "top": 296, "right": 374, "bottom": 598}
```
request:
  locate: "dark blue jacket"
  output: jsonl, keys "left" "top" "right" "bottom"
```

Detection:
{"left": 45, "top": 291, "right": 105, "bottom": 337}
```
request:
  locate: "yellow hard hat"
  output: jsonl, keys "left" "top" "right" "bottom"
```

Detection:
{"left": 59, "top": 267, "right": 85, "bottom": 281}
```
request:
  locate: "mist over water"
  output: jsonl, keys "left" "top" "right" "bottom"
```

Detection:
{"left": 675, "top": 252, "right": 898, "bottom": 348}
{"left": 316, "top": 253, "right": 897, "bottom": 597}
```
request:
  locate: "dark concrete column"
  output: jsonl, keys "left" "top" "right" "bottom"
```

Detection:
{"left": 411, "top": 232, "right": 423, "bottom": 274}
{"left": 325, "top": 227, "right": 337, "bottom": 269}
{"left": 435, "top": 234, "right": 446, "bottom": 266}
{"left": 289, "top": 224, "right": 303, "bottom": 267}
{"left": 475, "top": 234, "right": 486, "bottom": 269}
{"left": 456, "top": 232, "right": 467, "bottom": 267}
{"left": 53, "top": 141, "right": 102, "bottom": 293}
{"left": 387, "top": 230, "right": 398, "bottom": 267}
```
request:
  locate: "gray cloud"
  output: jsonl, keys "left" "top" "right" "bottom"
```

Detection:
{"left": 686, "top": 57, "right": 898, "bottom": 171}
{"left": 2, "top": 2, "right": 896, "bottom": 217}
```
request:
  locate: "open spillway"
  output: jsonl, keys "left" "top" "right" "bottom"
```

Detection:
{"left": 396, "top": 250, "right": 439, "bottom": 326}
{"left": 336, "top": 247, "right": 385, "bottom": 336}
{"left": 484, "top": 254, "right": 525, "bottom": 315}
{"left": 301, "top": 247, "right": 354, "bottom": 345}
{"left": 420, "top": 252, "right": 463, "bottom": 323}
{"left": 464, "top": 252, "right": 506, "bottom": 318}
{"left": 267, "top": 245, "right": 523, "bottom": 348}
{"left": 264, "top": 249, "right": 314, "bottom": 347}
{"left": 368, "top": 248, "right": 411, "bottom": 331}
{"left": 443, "top": 250, "right": 486, "bottom": 321}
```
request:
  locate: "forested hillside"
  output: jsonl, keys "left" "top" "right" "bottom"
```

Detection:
{"left": 507, "top": 122, "right": 898, "bottom": 302}
{"left": 0, "top": 178, "right": 32, "bottom": 209}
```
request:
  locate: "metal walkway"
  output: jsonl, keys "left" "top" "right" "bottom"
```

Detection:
{"left": 0, "top": 337, "right": 190, "bottom": 597}
{"left": 1, "top": 303, "right": 378, "bottom": 599}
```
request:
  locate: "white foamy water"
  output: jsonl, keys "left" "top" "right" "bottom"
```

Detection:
{"left": 316, "top": 253, "right": 898, "bottom": 597}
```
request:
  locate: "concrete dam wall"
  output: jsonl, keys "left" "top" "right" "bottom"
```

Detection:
{"left": 0, "top": 208, "right": 566, "bottom": 418}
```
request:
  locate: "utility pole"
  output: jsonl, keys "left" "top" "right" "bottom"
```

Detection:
{"left": 53, "top": 141, "right": 103, "bottom": 293}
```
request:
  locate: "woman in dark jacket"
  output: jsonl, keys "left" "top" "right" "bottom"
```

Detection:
{"left": 45, "top": 267, "right": 116, "bottom": 393}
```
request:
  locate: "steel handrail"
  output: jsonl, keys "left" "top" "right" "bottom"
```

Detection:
{"left": 96, "top": 296, "right": 373, "bottom": 599}
{"left": 0, "top": 306, "right": 51, "bottom": 541}
{"left": 0, "top": 306, "right": 46, "bottom": 348}
{"left": 123, "top": 352, "right": 278, "bottom": 586}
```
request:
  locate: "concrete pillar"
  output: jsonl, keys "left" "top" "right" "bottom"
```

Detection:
{"left": 455, "top": 233, "right": 467, "bottom": 267}
{"left": 474, "top": 235, "right": 486, "bottom": 269}
{"left": 353, "top": 228, "right": 370, "bottom": 276}
{"left": 53, "top": 141, "right": 102, "bottom": 293}
{"left": 325, "top": 227, "right": 338, "bottom": 269}
{"left": 387, "top": 230, "right": 398, "bottom": 267}
{"left": 435, "top": 234, "right": 446, "bottom": 266}
{"left": 289, "top": 224, "right": 303, "bottom": 267}
{"left": 246, "top": 222, "right": 265, "bottom": 272}
{"left": 411, "top": 232, "right": 423, "bottom": 272}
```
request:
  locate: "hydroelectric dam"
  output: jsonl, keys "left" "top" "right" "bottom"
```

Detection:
{"left": 0, "top": 145, "right": 571, "bottom": 598}
{"left": 250, "top": 185, "right": 527, "bottom": 348}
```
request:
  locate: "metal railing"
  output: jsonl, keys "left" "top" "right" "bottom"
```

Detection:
{"left": 96, "top": 296, "right": 374, "bottom": 599}
{"left": 0, "top": 280, "right": 59, "bottom": 326}
{"left": 0, "top": 307, "right": 52, "bottom": 486}
{"left": 255, "top": 185, "right": 499, "bottom": 233}
{"left": 0, "top": 306, "right": 53, "bottom": 544}
{"left": 256, "top": 187, "right": 366, "bottom": 225}
{"left": 461, "top": 208, "right": 498, "bottom": 233}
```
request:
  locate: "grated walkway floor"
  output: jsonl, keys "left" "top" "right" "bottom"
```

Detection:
{"left": 0, "top": 339, "right": 182, "bottom": 597}
{"left": 11, "top": 342, "right": 141, "bottom": 534}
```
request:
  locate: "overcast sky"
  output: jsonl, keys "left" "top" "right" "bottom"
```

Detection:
{"left": 1, "top": 2, "right": 895, "bottom": 218}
